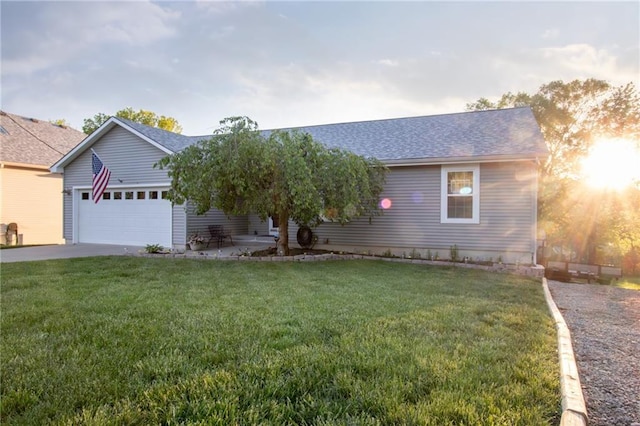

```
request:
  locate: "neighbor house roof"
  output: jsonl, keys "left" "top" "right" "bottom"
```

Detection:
{"left": 0, "top": 111, "right": 86, "bottom": 168}
{"left": 51, "top": 107, "right": 547, "bottom": 172}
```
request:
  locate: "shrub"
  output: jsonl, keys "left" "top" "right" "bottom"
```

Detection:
{"left": 145, "top": 244, "right": 163, "bottom": 254}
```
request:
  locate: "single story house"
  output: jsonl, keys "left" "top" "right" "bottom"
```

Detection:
{"left": 51, "top": 107, "right": 548, "bottom": 264}
{"left": 1, "top": 111, "right": 85, "bottom": 245}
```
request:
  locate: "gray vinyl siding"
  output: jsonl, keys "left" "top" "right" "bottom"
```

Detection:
{"left": 185, "top": 205, "right": 248, "bottom": 244}
{"left": 172, "top": 204, "right": 187, "bottom": 249}
{"left": 247, "top": 213, "right": 270, "bottom": 235}
{"left": 62, "top": 126, "right": 177, "bottom": 242}
{"left": 301, "top": 161, "right": 537, "bottom": 257}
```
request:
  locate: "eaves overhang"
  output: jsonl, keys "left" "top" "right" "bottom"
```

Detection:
{"left": 382, "top": 153, "right": 546, "bottom": 168}
{"left": 1, "top": 161, "right": 51, "bottom": 171}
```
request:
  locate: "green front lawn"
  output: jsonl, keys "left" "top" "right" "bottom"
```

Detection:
{"left": 1, "top": 258, "right": 560, "bottom": 425}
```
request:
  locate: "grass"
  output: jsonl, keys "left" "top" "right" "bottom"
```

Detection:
{"left": 615, "top": 275, "right": 640, "bottom": 290}
{"left": 1, "top": 257, "right": 560, "bottom": 425}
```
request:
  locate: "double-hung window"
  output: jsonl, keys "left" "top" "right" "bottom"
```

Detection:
{"left": 441, "top": 164, "right": 480, "bottom": 224}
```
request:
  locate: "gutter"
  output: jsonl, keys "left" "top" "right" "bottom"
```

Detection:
{"left": 0, "top": 161, "right": 51, "bottom": 171}
{"left": 383, "top": 154, "right": 544, "bottom": 167}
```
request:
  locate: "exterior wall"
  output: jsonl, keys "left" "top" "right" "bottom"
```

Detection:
{"left": 294, "top": 161, "right": 539, "bottom": 264}
{"left": 62, "top": 126, "right": 185, "bottom": 245}
{"left": 0, "top": 166, "right": 65, "bottom": 244}
{"left": 185, "top": 204, "right": 248, "bottom": 247}
{"left": 172, "top": 204, "right": 187, "bottom": 250}
{"left": 247, "top": 214, "right": 270, "bottom": 236}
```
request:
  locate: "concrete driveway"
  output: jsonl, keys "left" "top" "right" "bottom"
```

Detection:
{"left": 0, "top": 244, "right": 144, "bottom": 263}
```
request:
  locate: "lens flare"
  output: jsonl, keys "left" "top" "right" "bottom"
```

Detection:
{"left": 582, "top": 138, "right": 640, "bottom": 190}
{"left": 380, "top": 198, "right": 392, "bottom": 209}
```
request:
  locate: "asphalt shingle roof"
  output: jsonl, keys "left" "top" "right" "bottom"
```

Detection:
{"left": 0, "top": 111, "right": 86, "bottom": 167}
{"left": 114, "top": 107, "right": 547, "bottom": 163}
{"left": 267, "top": 107, "right": 547, "bottom": 162}
{"left": 116, "top": 118, "right": 196, "bottom": 153}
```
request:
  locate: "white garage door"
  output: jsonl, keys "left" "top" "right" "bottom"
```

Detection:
{"left": 77, "top": 188, "right": 172, "bottom": 246}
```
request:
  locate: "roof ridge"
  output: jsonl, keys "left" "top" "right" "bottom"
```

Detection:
{"left": 262, "top": 106, "right": 533, "bottom": 132}
{"left": 2, "top": 112, "right": 68, "bottom": 156}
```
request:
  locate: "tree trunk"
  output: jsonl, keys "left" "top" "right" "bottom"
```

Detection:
{"left": 276, "top": 212, "right": 289, "bottom": 256}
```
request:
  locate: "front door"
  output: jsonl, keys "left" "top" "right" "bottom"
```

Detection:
{"left": 268, "top": 215, "right": 279, "bottom": 237}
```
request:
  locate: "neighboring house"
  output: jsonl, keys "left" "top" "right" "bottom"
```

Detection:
{"left": 1, "top": 111, "right": 85, "bottom": 245}
{"left": 51, "top": 107, "right": 548, "bottom": 263}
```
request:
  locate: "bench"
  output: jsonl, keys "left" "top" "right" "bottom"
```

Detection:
{"left": 545, "top": 261, "right": 622, "bottom": 283}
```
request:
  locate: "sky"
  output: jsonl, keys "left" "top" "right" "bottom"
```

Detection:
{"left": 2, "top": 1, "right": 638, "bottom": 136}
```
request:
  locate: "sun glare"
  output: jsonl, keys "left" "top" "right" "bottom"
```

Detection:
{"left": 581, "top": 138, "right": 640, "bottom": 190}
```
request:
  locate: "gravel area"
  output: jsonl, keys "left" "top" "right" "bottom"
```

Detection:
{"left": 548, "top": 281, "right": 639, "bottom": 426}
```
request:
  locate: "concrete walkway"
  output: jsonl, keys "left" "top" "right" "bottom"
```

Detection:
{"left": 0, "top": 240, "right": 275, "bottom": 263}
{"left": 0, "top": 243, "right": 145, "bottom": 263}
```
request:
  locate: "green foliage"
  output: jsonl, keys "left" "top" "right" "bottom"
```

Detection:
{"left": 156, "top": 116, "right": 387, "bottom": 255}
{"left": 450, "top": 244, "right": 459, "bottom": 262}
{"left": 467, "top": 79, "right": 637, "bottom": 181}
{"left": 82, "top": 107, "right": 183, "bottom": 135}
{"left": 144, "top": 244, "right": 163, "bottom": 253}
{"left": 49, "top": 118, "right": 70, "bottom": 127}
{"left": 467, "top": 79, "right": 640, "bottom": 265}
{"left": 1, "top": 258, "right": 560, "bottom": 424}
{"left": 380, "top": 248, "right": 394, "bottom": 258}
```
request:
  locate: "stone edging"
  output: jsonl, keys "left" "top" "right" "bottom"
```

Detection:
{"left": 135, "top": 251, "right": 545, "bottom": 277}
{"left": 542, "top": 278, "right": 588, "bottom": 426}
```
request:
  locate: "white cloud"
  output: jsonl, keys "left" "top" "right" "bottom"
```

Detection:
{"left": 536, "top": 44, "right": 638, "bottom": 85}
{"left": 2, "top": 1, "right": 638, "bottom": 136}
{"left": 374, "top": 59, "right": 399, "bottom": 67}
{"left": 222, "top": 62, "right": 463, "bottom": 129}
{"left": 195, "top": 0, "right": 262, "bottom": 15}
{"left": 2, "top": 1, "right": 180, "bottom": 76}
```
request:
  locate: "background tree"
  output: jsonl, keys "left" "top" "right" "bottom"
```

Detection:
{"left": 156, "top": 116, "right": 387, "bottom": 256}
{"left": 467, "top": 79, "right": 640, "bottom": 267}
{"left": 82, "top": 107, "right": 183, "bottom": 135}
{"left": 49, "top": 118, "right": 71, "bottom": 127}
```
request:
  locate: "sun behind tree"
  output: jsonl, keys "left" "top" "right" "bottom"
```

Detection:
{"left": 581, "top": 138, "right": 640, "bottom": 190}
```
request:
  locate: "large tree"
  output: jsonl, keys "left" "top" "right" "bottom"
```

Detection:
{"left": 83, "top": 107, "right": 183, "bottom": 135}
{"left": 156, "top": 116, "right": 387, "bottom": 255}
{"left": 467, "top": 79, "right": 640, "bottom": 266}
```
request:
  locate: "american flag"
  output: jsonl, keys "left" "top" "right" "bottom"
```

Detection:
{"left": 92, "top": 151, "right": 111, "bottom": 203}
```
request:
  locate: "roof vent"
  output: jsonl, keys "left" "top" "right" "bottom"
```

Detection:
{"left": 30, "top": 118, "right": 39, "bottom": 123}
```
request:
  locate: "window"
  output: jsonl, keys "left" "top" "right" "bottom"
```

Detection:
{"left": 137, "top": 191, "right": 146, "bottom": 200}
{"left": 161, "top": 191, "right": 169, "bottom": 200}
{"left": 441, "top": 164, "right": 479, "bottom": 224}
{"left": 149, "top": 191, "right": 158, "bottom": 199}
{"left": 81, "top": 192, "right": 89, "bottom": 200}
{"left": 125, "top": 191, "right": 134, "bottom": 200}
{"left": 102, "top": 192, "right": 111, "bottom": 200}
{"left": 113, "top": 192, "right": 122, "bottom": 200}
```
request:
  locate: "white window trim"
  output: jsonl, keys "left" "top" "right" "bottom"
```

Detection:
{"left": 440, "top": 164, "right": 480, "bottom": 224}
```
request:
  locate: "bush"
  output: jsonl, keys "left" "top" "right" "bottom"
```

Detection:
{"left": 145, "top": 244, "right": 163, "bottom": 254}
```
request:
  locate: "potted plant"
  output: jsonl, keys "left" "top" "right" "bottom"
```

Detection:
{"left": 188, "top": 233, "right": 206, "bottom": 251}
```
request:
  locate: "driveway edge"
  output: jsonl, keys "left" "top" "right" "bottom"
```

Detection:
{"left": 542, "top": 278, "right": 588, "bottom": 426}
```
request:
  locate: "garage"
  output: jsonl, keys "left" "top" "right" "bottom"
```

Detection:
{"left": 77, "top": 187, "right": 172, "bottom": 246}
